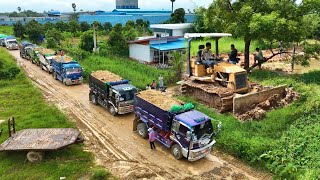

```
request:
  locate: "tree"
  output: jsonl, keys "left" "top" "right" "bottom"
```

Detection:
{"left": 107, "top": 23, "right": 127, "bottom": 55}
{"left": 103, "top": 22, "right": 113, "bottom": 33}
{"left": 193, "top": 7, "right": 210, "bottom": 33}
{"left": 202, "top": 0, "right": 319, "bottom": 70}
{"left": 13, "top": 20, "right": 25, "bottom": 38}
{"left": 55, "top": 21, "right": 70, "bottom": 32}
{"left": 69, "top": 20, "right": 80, "bottom": 33}
{"left": 170, "top": 8, "right": 186, "bottom": 23}
{"left": 46, "top": 28, "right": 62, "bottom": 45}
{"left": 92, "top": 21, "right": 103, "bottom": 31}
{"left": 169, "top": 51, "right": 186, "bottom": 82}
{"left": 123, "top": 26, "right": 138, "bottom": 41}
{"left": 25, "top": 20, "right": 43, "bottom": 43}
{"left": 46, "top": 37, "right": 57, "bottom": 48}
{"left": 43, "top": 22, "right": 55, "bottom": 32}
{"left": 17, "top": 7, "right": 21, "bottom": 13}
{"left": 72, "top": 3, "right": 76, "bottom": 12}
{"left": 79, "top": 30, "right": 94, "bottom": 52}
{"left": 170, "top": 0, "right": 176, "bottom": 13}
{"left": 80, "top": 22, "right": 91, "bottom": 32}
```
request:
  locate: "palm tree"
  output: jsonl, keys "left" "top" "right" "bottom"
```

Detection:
{"left": 72, "top": 3, "right": 76, "bottom": 12}
{"left": 17, "top": 7, "right": 21, "bottom": 13}
{"left": 170, "top": 0, "right": 176, "bottom": 13}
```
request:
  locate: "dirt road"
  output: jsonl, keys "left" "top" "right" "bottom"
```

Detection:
{"left": 9, "top": 50, "right": 271, "bottom": 180}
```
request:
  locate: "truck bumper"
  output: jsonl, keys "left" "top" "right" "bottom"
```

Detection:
{"left": 182, "top": 139, "right": 216, "bottom": 161}
{"left": 118, "top": 105, "right": 134, "bottom": 114}
{"left": 64, "top": 78, "right": 83, "bottom": 85}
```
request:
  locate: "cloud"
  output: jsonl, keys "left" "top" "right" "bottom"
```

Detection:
{"left": 0, "top": 0, "right": 207, "bottom": 13}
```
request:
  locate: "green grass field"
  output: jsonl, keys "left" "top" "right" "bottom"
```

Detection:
{"left": 0, "top": 26, "right": 13, "bottom": 35}
{"left": 0, "top": 48, "right": 113, "bottom": 180}
{"left": 179, "top": 70, "right": 320, "bottom": 179}
{"left": 79, "top": 55, "right": 172, "bottom": 89}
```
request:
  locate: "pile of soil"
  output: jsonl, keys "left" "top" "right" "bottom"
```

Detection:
{"left": 237, "top": 88, "right": 299, "bottom": 121}
{"left": 40, "top": 48, "right": 55, "bottom": 55}
{"left": 137, "top": 89, "right": 182, "bottom": 111}
{"left": 54, "top": 55, "right": 73, "bottom": 63}
{"left": 91, "top": 70, "right": 123, "bottom": 83}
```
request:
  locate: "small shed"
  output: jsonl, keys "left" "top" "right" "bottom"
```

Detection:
{"left": 128, "top": 36, "right": 186, "bottom": 64}
{"left": 150, "top": 23, "right": 193, "bottom": 37}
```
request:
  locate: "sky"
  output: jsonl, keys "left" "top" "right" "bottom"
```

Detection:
{"left": 0, "top": 0, "right": 213, "bottom": 13}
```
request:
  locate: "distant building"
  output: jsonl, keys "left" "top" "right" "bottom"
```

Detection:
{"left": 116, "top": 0, "right": 139, "bottom": 9}
{"left": 128, "top": 23, "right": 192, "bottom": 64}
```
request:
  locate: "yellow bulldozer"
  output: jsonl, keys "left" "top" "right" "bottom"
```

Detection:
{"left": 181, "top": 33, "right": 288, "bottom": 116}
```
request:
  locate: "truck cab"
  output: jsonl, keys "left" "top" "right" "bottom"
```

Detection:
{"left": 52, "top": 56, "right": 83, "bottom": 85}
{"left": 5, "top": 38, "right": 19, "bottom": 50}
{"left": 89, "top": 71, "right": 137, "bottom": 115}
{"left": 38, "top": 49, "right": 56, "bottom": 73}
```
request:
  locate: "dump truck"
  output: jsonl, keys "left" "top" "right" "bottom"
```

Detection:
{"left": 5, "top": 36, "right": 19, "bottom": 50}
{"left": 133, "top": 90, "right": 218, "bottom": 161}
{"left": 182, "top": 33, "right": 287, "bottom": 116}
{"left": 52, "top": 55, "right": 83, "bottom": 85}
{"left": 89, "top": 70, "right": 137, "bottom": 115}
{"left": 38, "top": 48, "right": 56, "bottom": 73}
{"left": 19, "top": 41, "right": 34, "bottom": 59}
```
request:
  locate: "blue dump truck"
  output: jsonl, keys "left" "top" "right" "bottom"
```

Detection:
{"left": 133, "top": 90, "right": 218, "bottom": 161}
{"left": 89, "top": 70, "right": 137, "bottom": 115}
{"left": 52, "top": 55, "right": 83, "bottom": 85}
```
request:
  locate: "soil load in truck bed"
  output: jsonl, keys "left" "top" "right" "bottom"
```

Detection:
{"left": 40, "top": 48, "right": 55, "bottom": 55}
{"left": 137, "top": 90, "right": 182, "bottom": 111}
{"left": 54, "top": 55, "right": 74, "bottom": 63}
{"left": 91, "top": 70, "right": 123, "bottom": 83}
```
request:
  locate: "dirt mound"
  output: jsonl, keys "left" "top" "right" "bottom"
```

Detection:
{"left": 40, "top": 48, "right": 55, "bottom": 55}
{"left": 91, "top": 70, "right": 123, "bottom": 83}
{"left": 237, "top": 88, "right": 299, "bottom": 121}
{"left": 54, "top": 55, "right": 73, "bottom": 63}
{"left": 137, "top": 89, "right": 182, "bottom": 111}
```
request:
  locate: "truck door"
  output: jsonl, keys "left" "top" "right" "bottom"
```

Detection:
{"left": 171, "top": 120, "right": 190, "bottom": 148}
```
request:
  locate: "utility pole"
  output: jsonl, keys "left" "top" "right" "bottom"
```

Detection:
{"left": 93, "top": 24, "right": 97, "bottom": 52}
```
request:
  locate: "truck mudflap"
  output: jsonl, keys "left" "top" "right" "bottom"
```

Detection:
{"left": 182, "top": 139, "right": 216, "bottom": 161}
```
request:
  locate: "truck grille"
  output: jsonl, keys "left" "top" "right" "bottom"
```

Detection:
{"left": 235, "top": 73, "right": 247, "bottom": 90}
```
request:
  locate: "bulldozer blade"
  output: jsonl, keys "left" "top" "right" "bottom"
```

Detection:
{"left": 233, "top": 85, "right": 287, "bottom": 115}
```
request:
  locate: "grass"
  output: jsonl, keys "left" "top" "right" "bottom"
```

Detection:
{"left": 79, "top": 55, "right": 172, "bottom": 89}
{"left": 0, "top": 48, "right": 113, "bottom": 179}
{"left": 0, "top": 26, "right": 13, "bottom": 35}
{"left": 179, "top": 70, "right": 320, "bottom": 179}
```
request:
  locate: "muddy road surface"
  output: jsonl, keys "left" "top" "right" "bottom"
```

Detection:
{"left": 9, "top": 50, "right": 271, "bottom": 180}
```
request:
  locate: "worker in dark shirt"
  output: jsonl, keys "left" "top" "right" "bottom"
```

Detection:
{"left": 228, "top": 44, "right": 238, "bottom": 64}
{"left": 196, "top": 45, "right": 205, "bottom": 64}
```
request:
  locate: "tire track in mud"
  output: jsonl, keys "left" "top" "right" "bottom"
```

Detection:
{"left": 21, "top": 61, "right": 175, "bottom": 179}
{"left": 10, "top": 50, "right": 272, "bottom": 180}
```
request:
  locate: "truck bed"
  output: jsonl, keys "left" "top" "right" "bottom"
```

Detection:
{"left": 137, "top": 90, "right": 181, "bottom": 111}
{"left": 0, "top": 128, "right": 80, "bottom": 151}
{"left": 54, "top": 55, "right": 73, "bottom": 63}
{"left": 91, "top": 70, "right": 123, "bottom": 83}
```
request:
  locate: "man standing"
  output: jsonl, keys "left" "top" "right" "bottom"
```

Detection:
{"left": 158, "top": 74, "right": 164, "bottom": 89}
{"left": 148, "top": 128, "right": 156, "bottom": 149}
{"left": 254, "top": 48, "right": 264, "bottom": 70}
{"left": 228, "top": 44, "right": 238, "bottom": 64}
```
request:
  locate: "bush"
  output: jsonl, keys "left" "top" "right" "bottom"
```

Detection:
{"left": 46, "top": 37, "right": 57, "bottom": 48}
{"left": 79, "top": 30, "right": 94, "bottom": 52}
{"left": 90, "top": 168, "right": 111, "bottom": 180}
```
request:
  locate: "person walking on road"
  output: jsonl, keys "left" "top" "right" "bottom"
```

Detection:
{"left": 148, "top": 128, "right": 156, "bottom": 149}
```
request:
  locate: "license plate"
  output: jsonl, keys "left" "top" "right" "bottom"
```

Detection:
{"left": 74, "top": 80, "right": 78, "bottom": 83}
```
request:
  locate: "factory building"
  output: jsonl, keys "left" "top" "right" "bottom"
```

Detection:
{"left": 116, "top": 0, "right": 139, "bottom": 9}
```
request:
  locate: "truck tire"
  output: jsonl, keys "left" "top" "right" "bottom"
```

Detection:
{"left": 89, "top": 92, "right": 98, "bottom": 105}
{"left": 109, "top": 106, "right": 117, "bottom": 116}
{"left": 137, "top": 123, "right": 148, "bottom": 139}
{"left": 27, "top": 151, "right": 44, "bottom": 163}
{"left": 171, "top": 144, "right": 183, "bottom": 160}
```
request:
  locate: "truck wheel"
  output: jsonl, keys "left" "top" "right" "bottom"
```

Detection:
{"left": 90, "top": 93, "right": 98, "bottom": 105}
{"left": 27, "top": 151, "right": 44, "bottom": 163}
{"left": 109, "top": 106, "right": 117, "bottom": 116}
{"left": 171, "top": 144, "right": 183, "bottom": 160}
{"left": 53, "top": 72, "right": 57, "bottom": 80}
{"left": 137, "top": 123, "right": 148, "bottom": 139}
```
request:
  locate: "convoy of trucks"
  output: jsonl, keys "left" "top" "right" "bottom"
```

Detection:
{"left": 89, "top": 70, "right": 138, "bottom": 115}
{"left": 52, "top": 55, "right": 83, "bottom": 85}
{"left": 4, "top": 36, "right": 18, "bottom": 50}
{"left": 11, "top": 37, "right": 219, "bottom": 161}
{"left": 133, "top": 90, "right": 217, "bottom": 161}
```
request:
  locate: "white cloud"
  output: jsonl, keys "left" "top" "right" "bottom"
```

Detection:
{"left": 0, "top": 0, "right": 209, "bottom": 13}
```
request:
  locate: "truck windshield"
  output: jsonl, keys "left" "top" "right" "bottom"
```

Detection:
{"left": 120, "top": 89, "right": 137, "bottom": 101}
{"left": 8, "top": 41, "right": 17, "bottom": 44}
{"left": 192, "top": 120, "right": 213, "bottom": 140}
{"left": 66, "top": 68, "right": 81, "bottom": 75}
